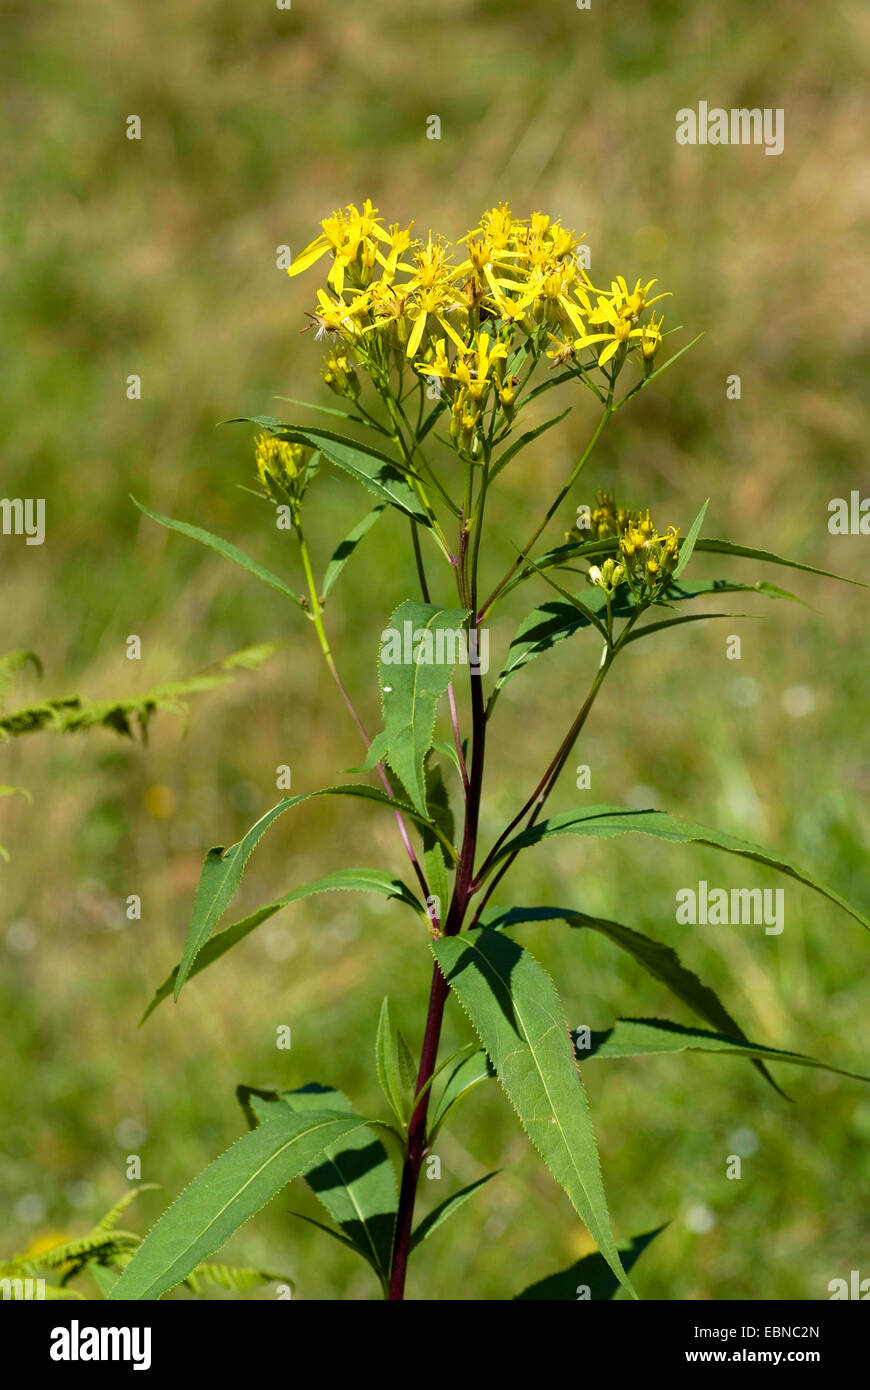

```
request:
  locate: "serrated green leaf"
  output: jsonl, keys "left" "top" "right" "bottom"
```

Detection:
{"left": 142, "top": 867, "right": 423, "bottom": 1022}
{"left": 362, "top": 601, "right": 471, "bottom": 815}
{"left": 322, "top": 504, "right": 386, "bottom": 597}
{"left": 583, "top": 1017, "right": 870, "bottom": 1081}
{"left": 488, "top": 905, "right": 787, "bottom": 1097}
{"left": 172, "top": 788, "right": 438, "bottom": 1001}
{"left": 132, "top": 497, "right": 305, "bottom": 610}
{"left": 279, "top": 1092, "right": 396, "bottom": 1285}
{"left": 279, "top": 427, "right": 432, "bottom": 524}
{"left": 433, "top": 930, "right": 635, "bottom": 1296}
{"left": 489, "top": 805, "right": 869, "bottom": 931}
{"left": 515, "top": 1225, "right": 666, "bottom": 1300}
{"left": 108, "top": 1110, "right": 368, "bottom": 1301}
{"left": 409, "top": 1172, "right": 499, "bottom": 1253}
{"left": 277, "top": 1085, "right": 397, "bottom": 1289}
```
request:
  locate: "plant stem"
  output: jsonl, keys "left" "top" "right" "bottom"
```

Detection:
{"left": 477, "top": 402, "right": 613, "bottom": 620}
{"left": 388, "top": 624, "right": 488, "bottom": 1298}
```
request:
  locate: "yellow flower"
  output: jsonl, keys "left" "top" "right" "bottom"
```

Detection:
{"left": 610, "top": 276, "right": 670, "bottom": 321}
{"left": 287, "top": 200, "right": 394, "bottom": 293}
{"left": 305, "top": 288, "right": 368, "bottom": 342}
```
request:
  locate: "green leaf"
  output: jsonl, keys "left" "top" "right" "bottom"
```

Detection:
{"left": 322, "top": 504, "right": 386, "bottom": 597}
{"left": 132, "top": 497, "right": 305, "bottom": 610}
{"left": 583, "top": 1017, "right": 870, "bottom": 1082}
{"left": 515, "top": 1226, "right": 666, "bottom": 1300}
{"left": 489, "top": 805, "right": 870, "bottom": 932}
{"left": 409, "top": 1172, "right": 499, "bottom": 1252}
{"left": 90, "top": 1264, "right": 122, "bottom": 1297}
{"left": 362, "top": 600, "right": 471, "bottom": 815}
{"left": 172, "top": 787, "right": 438, "bottom": 1001}
{"left": 141, "top": 867, "right": 423, "bottom": 1022}
{"left": 615, "top": 332, "right": 704, "bottom": 408}
{"left": 672, "top": 498, "right": 709, "bottom": 579}
{"left": 267, "top": 1085, "right": 397, "bottom": 1290}
{"left": 490, "top": 408, "right": 572, "bottom": 481}
{"left": 107, "top": 1110, "right": 368, "bottom": 1301}
{"left": 433, "top": 930, "right": 635, "bottom": 1297}
{"left": 694, "top": 538, "right": 869, "bottom": 588}
{"left": 493, "top": 577, "right": 791, "bottom": 702}
{"left": 279, "top": 426, "right": 432, "bottom": 525}
{"left": 491, "top": 587, "right": 609, "bottom": 700}
{"left": 488, "top": 906, "right": 787, "bottom": 1097}
{"left": 421, "top": 758, "right": 455, "bottom": 929}
{"left": 274, "top": 397, "right": 375, "bottom": 424}
{"left": 428, "top": 1049, "right": 496, "bottom": 1143}
{"left": 375, "top": 997, "right": 412, "bottom": 1127}
{"left": 623, "top": 611, "right": 757, "bottom": 647}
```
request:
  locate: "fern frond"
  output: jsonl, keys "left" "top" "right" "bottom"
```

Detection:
{"left": 0, "top": 643, "right": 281, "bottom": 743}
{"left": 91, "top": 1184, "right": 160, "bottom": 1237}
{"left": 183, "top": 1262, "right": 290, "bottom": 1296}
{"left": 0, "top": 649, "right": 42, "bottom": 708}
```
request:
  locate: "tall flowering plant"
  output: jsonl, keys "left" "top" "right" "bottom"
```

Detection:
{"left": 96, "top": 202, "right": 866, "bottom": 1301}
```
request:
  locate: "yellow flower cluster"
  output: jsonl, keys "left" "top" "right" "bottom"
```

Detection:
{"left": 581, "top": 491, "right": 680, "bottom": 598}
{"left": 254, "top": 432, "right": 308, "bottom": 505}
{"left": 286, "top": 202, "right": 671, "bottom": 435}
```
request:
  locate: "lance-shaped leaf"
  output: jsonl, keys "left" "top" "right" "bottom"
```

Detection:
{"left": 251, "top": 1084, "right": 397, "bottom": 1292}
{"left": 433, "top": 930, "right": 635, "bottom": 1297}
{"left": 428, "top": 1049, "right": 496, "bottom": 1142}
{"left": 515, "top": 1225, "right": 666, "bottom": 1300}
{"left": 512, "top": 534, "right": 867, "bottom": 597}
{"left": 694, "top": 537, "right": 869, "bottom": 587}
{"left": 487, "top": 906, "right": 786, "bottom": 1096}
{"left": 141, "top": 868, "right": 424, "bottom": 1023}
{"left": 409, "top": 1172, "right": 499, "bottom": 1252}
{"left": 107, "top": 1110, "right": 368, "bottom": 1301}
{"left": 361, "top": 601, "right": 471, "bottom": 815}
{"left": 173, "top": 786, "right": 440, "bottom": 1000}
{"left": 375, "top": 997, "right": 417, "bottom": 1127}
{"left": 279, "top": 426, "right": 432, "bottom": 525}
{"left": 490, "top": 579, "right": 770, "bottom": 704}
{"left": 671, "top": 498, "right": 709, "bottom": 579}
{"left": 581, "top": 1017, "right": 870, "bottom": 1082}
{"left": 487, "top": 805, "right": 869, "bottom": 932}
{"left": 322, "top": 504, "right": 386, "bottom": 597}
{"left": 132, "top": 497, "right": 305, "bottom": 610}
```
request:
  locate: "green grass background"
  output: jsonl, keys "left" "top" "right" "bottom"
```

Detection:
{"left": 1, "top": 0, "right": 868, "bottom": 1299}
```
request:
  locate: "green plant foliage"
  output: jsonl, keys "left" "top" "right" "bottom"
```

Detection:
{"left": 433, "top": 929, "right": 635, "bottom": 1296}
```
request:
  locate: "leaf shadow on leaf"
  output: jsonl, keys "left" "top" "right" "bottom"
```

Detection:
{"left": 440, "top": 932, "right": 527, "bottom": 1038}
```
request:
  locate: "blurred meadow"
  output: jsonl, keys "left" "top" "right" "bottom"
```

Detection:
{"left": 1, "top": 0, "right": 869, "bottom": 1299}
